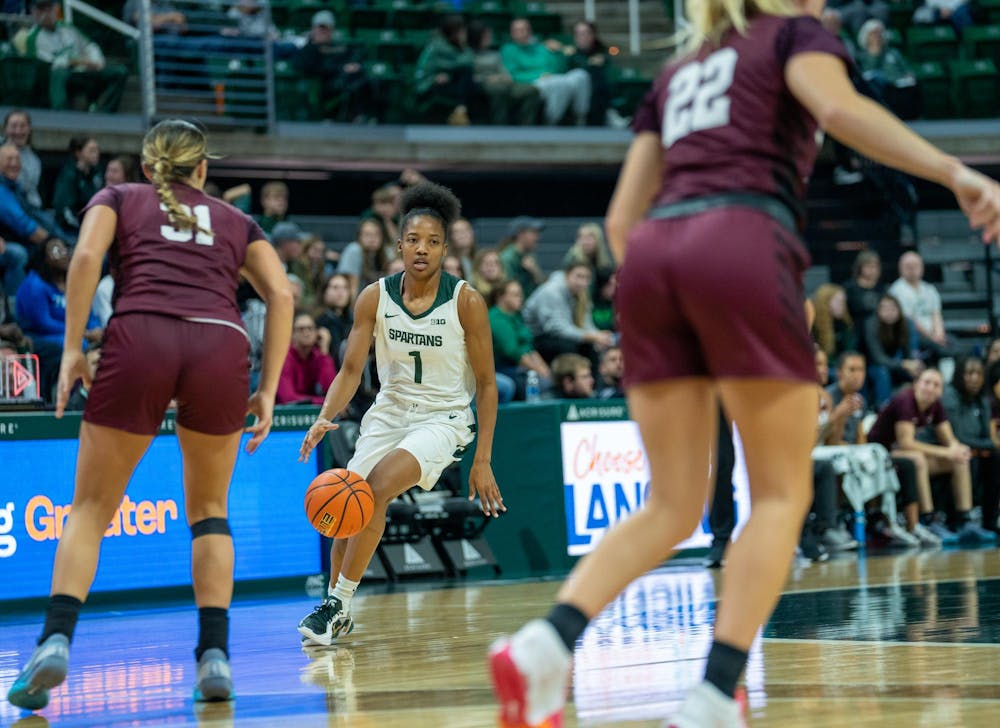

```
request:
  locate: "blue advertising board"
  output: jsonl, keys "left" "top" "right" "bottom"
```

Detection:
{"left": 0, "top": 411, "right": 320, "bottom": 600}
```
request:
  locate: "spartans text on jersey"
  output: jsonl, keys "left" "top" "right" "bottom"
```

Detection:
{"left": 388, "top": 328, "right": 444, "bottom": 347}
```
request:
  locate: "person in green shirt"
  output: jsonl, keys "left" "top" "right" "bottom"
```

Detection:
{"left": 500, "top": 17, "right": 591, "bottom": 125}
{"left": 488, "top": 278, "right": 550, "bottom": 394}
{"left": 498, "top": 216, "right": 546, "bottom": 298}
{"left": 415, "top": 15, "right": 478, "bottom": 125}
{"left": 254, "top": 180, "right": 288, "bottom": 235}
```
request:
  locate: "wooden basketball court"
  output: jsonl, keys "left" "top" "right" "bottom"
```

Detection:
{"left": 2, "top": 548, "right": 999, "bottom": 727}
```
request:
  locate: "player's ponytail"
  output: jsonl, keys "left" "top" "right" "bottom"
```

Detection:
{"left": 141, "top": 119, "right": 215, "bottom": 237}
{"left": 399, "top": 182, "right": 461, "bottom": 241}
{"left": 679, "top": 0, "right": 796, "bottom": 54}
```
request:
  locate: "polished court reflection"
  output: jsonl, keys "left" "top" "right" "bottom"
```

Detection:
{"left": 2, "top": 549, "right": 1000, "bottom": 727}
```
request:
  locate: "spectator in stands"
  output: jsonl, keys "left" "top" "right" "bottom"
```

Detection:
{"left": 837, "top": 0, "right": 890, "bottom": 36}
{"left": 862, "top": 293, "right": 923, "bottom": 406}
{"left": 255, "top": 180, "right": 288, "bottom": 234}
{"left": 595, "top": 346, "right": 624, "bottom": 399}
{"left": 501, "top": 17, "right": 591, "bottom": 126}
{"left": 843, "top": 250, "right": 883, "bottom": 324}
{"left": 122, "top": 0, "right": 187, "bottom": 35}
{"left": 564, "top": 20, "right": 628, "bottom": 128}
{"left": 290, "top": 236, "right": 332, "bottom": 310}
{"left": 52, "top": 136, "right": 103, "bottom": 235}
{"left": 467, "top": 21, "right": 542, "bottom": 126}
{"left": 270, "top": 221, "right": 307, "bottom": 273}
{"left": 523, "top": 261, "right": 615, "bottom": 365}
{"left": 561, "top": 222, "right": 614, "bottom": 284}
{"left": 102, "top": 155, "right": 136, "bottom": 186}
{"left": 15, "top": 238, "right": 100, "bottom": 400}
{"left": 499, "top": 216, "right": 546, "bottom": 298}
{"left": 363, "top": 184, "right": 402, "bottom": 256}
{"left": 443, "top": 255, "right": 464, "bottom": 279}
{"left": 550, "top": 353, "right": 595, "bottom": 399}
{"left": 812, "top": 283, "right": 857, "bottom": 362}
{"left": 337, "top": 218, "right": 388, "bottom": 300}
{"left": 222, "top": 0, "right": 275, "bottom": 39}
{"left": 820, "top": 8, "right": 858, "bottom": 58}
{"left": 591, "top": 268, "right": 616, "bottom": 332}
{"left": 868, "top": 368, "right": 996, "bottom": 543}
{"left": 20, "top": 0, "right": 128, "bottom": 112}
{"left": 489, "top": 278, "right": 550, "bottom": 398}
{"left": 824, "top": 351, "right": 869, "bottom": 447}
{"left": 471, "top": 247, "right": 506, "bottom": 301}
{"left": 855, "top": 19, "right": 919, "bottom": 119}
{"left": 297, "top": 10, "right": 374, "bottom": 123}
{"left": 888, "top": 251, "right": 953, "bottom": 363}
{"left": 287, "top": 273, "right": 304, "bottom": 308}
{"left": 913, "top": 0, "right": 976, "bottom": 34}
{"left": 415, "top": 14, "right": 479, "bottom": 126}
{"left": 1, "top": 110, "right": 43, "bottom": 209}
{"left": 449, "top": 217, "right": 477, "bottom": 279}
{"left": 944, "top": 356, "right": 1000, "bottom": 533}
{"left": 988, "top": 337, "right": 1000, "bottom": 367}
{"left": 0, "top": 144, "right": 59, "bottom": 295}
{"left": 276, "top": 311, "right": 336, "bottom": 405}
{"left": 315, "top": 273, "right": 353, "bottom": 368}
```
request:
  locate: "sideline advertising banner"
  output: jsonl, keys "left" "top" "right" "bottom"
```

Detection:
{"left": 561, "top": 419, "right": 751, "bottom": 556}
{"left": 0, "top": 411, "right": 320, "bottom": 600}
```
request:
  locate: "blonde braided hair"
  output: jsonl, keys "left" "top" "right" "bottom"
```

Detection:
{"left": 141, "top": 119, "right": 215, "bottom": 237}
{"left": 679, "top": 0, "right": 797, "bottom": 54}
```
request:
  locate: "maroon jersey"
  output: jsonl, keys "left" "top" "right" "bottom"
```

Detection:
{"left": 84, "top": 183, "right": 266, "bottom": 327}
{"left": 632, "top": 14, "right": 850, "bottom": 228}
{"left": 867, "top": 387, "right": 948, "bottom": 449}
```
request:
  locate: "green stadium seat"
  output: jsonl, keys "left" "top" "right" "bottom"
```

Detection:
{"left": 611, "top": 66, "right": 652, "bottom": 117}
{"left": 962, "top": 25, "right": 1000, "bottom": 66}
{"left": 949, "top": 59, "right": 999, "bottom": 117}
{"left": 389, "top": 1, "right": 435, "bottom": 31}
{"left": 888, "top": 0, "right": 915, "bottom": 31}
{"left": 913, "top": 60, "right": 951, "bottom": 118}
{"left": 273, "top": 58, "right": 324, "bottom": 121}
{"left": 981, "top": 0, "right": 1000, "bottom": 25}
{"left": 906, "top": 25, "right": 958, "bottom": 63}
{"left": 366, "top": 61, "right": 406, "bottom": 123}
{"left": 466, "top": 1, "right": 515, "bottom": 36}
{"left": 0, "top": 54, "right": 50, "bottom": 108}
{"left": 516, "top": 1, "right": 562, "bottom": 37}
{"left": 347, "top": 3, "right": 390, "bottom": 31}
{"left": 884, "top": 27, "right": 902, "bottom": 48}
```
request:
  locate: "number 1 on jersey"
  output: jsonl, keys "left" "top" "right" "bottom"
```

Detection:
{"left": 408, "top": 351, "right": 423, "bottom": 384}
{"left": 663, "top": 47, "right": 738, "bottom": 147}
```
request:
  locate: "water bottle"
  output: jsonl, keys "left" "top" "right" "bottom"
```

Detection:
{"left": 525, "top": 370, "right": 540, "bottom": 403}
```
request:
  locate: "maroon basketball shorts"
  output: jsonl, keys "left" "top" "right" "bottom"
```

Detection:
{"left": 84, "top": 312, "right": 250, "bottom": 436}
{"left": 617, "top": 206, "right": 815, "bottom": 387}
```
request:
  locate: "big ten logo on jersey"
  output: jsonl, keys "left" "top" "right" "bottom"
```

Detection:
{"left": 663, "top": 47, "right": 738, "bottom": 147}
{"left": 0, "top": 502, "right": 16, "bottom": 558}
{"left": 160, "top": 203, "right": 214, "bottom": 245}
{"left": 431, "top": 318, "right": 446, "bottom": 326}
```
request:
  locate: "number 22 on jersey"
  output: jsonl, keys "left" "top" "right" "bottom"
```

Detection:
{"left": 663, "top": 47, "right": 738, "bottom": 148}
{"left": 160, "top": 203, "right": 214, "bottom": 246}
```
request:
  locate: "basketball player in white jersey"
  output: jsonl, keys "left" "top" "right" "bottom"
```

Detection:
{"left": 296, "top": 182, "right": 504, "bottom": 644}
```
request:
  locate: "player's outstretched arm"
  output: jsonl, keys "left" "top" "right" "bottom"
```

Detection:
{"left": 458, "top": 284, "right": 505, "bottom": 517}
{"left": 298, "top": 283, "right": 379, "bottom": 462}
{"left": 56, "top": 205, "right": 116, "bottom": 418}
{"left": 242, "top": 238, "right": 294, "bottom": 453}
{"left": 605, "top": 131, "right": 662, "bottom": 264}
{"left": 786, "top": 52, "right": 1000, "bottom": 245}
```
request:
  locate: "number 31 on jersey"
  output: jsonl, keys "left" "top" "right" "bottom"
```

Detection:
{"left": 160, "top": 203, "right": 214, "bottom": 246}
{"left": 663, "top": 47, "right": 738, "bottom": 148}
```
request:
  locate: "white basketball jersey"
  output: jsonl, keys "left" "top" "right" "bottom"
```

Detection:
{"left": 373, "top": 272, "right": 476, "bottom": 411}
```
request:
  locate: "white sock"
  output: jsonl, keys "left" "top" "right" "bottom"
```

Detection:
{"left": 329, "top": 574, "right": 360, "bottom": 608}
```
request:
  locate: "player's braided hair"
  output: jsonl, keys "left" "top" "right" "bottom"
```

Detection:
{"left": 399, "top": 182, "right": 461, "bottom": 241}
{"left": 141, "top": 119, "right": 214, "bottom": 237}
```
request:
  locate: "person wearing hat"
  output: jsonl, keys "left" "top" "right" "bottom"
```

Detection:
{"left": 296, "top": 10, "right": 375, "bottom": 122}
{"left": 855, "top": 19, "right": 919, "bottom": 119}
{"left": 19, "top": 0, "right": 128, "bottom": 112}
{"left": 499, "top": 216, "right": 546, "bottom": 298}
{"left": 270, "top": 221, "right": 308, "bottom": 271}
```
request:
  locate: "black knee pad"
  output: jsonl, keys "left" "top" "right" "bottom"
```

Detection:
{"left": 190, "top": 517, "right": 231, "bottom": 539}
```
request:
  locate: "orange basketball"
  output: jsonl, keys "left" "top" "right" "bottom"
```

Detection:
{"left": 304, "top": 469, "right": 375, "bottom": 539}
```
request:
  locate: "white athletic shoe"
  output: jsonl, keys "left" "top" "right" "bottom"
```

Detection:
{"left": 910, "top": 522, "right": 943, "bottom": 547}
{"left": 489, "top": 619, "right": 571, "bottom": 727}
{"left": 663, "top": 681, "right": 747, "bottom": 728}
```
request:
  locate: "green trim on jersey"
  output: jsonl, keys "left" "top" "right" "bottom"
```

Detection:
{"left": 384, "top": 271, "right": 459, "bottom": 320}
